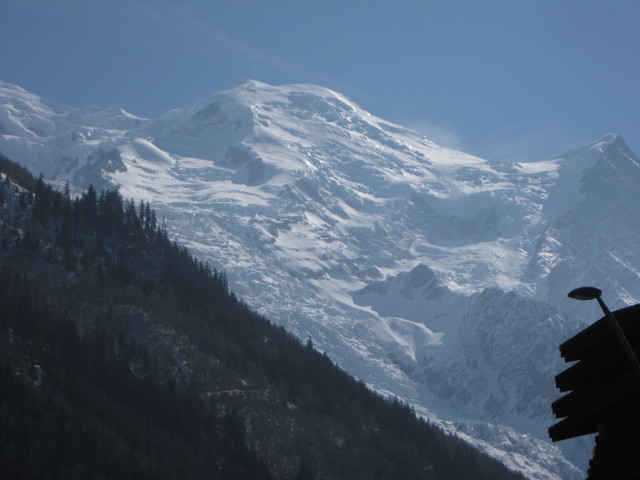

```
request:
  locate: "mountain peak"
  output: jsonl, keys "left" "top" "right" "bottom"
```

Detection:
{"left": 552, "top": 132, "right": 625, "bottom": 162}
{"left": 586, "top": 132, "right": 626, "bottom": 155}
{"left": 599, "top": 132, "right": 619, "bottom": 143}
{"left": 539, "top": 132, "right": 639, "bottom": 222}
{"left": 597, "top": 132, "right": 637, "bottom": 160}
{"left": 225, "top": 78, "right": 269, "bottom": 91}
{"left": 2, "top": 79, "right": 639, "bottom": 479}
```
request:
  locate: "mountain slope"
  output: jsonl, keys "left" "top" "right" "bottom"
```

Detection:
{"left": 0, "top": 156, "right": 526, "bottom": 480}
{"left": 524, "top": 134, "right": 640, "bottom": 311}
{"left": 2, "top": 79, "right": 639, "bottom": 479}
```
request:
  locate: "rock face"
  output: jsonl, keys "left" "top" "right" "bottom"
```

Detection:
{"left": 3, "top": 78, "right": 639, "bottom": 479}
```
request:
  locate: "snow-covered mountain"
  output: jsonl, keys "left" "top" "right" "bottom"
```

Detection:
{"left": 2, "top": 79, "right": 639, "bottom": 479}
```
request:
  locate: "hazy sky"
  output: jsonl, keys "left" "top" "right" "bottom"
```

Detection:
{"left": 1, "top": 0, "right": 638, "bottom": 162}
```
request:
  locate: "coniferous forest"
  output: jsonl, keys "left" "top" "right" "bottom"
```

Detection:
{"left": 0, "top": 153, "right": 526, "bottom": 479}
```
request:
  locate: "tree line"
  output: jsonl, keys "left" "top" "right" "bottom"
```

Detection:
{"left": 0, "top": 153, "right": 526, "bottom": 479}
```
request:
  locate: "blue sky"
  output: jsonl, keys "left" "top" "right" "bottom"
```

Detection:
{"left": 1, "top": 0, "right": 638, "bottom": 162}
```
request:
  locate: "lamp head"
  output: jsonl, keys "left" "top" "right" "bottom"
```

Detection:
{"left": 567, "top": 286, "right": 602, "bottom": 301}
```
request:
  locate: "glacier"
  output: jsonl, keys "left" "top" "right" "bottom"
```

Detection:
{"left": 3, "top": 78, "right": 640, "bottom": 479}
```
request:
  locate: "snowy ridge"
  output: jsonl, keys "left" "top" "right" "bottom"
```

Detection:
{"left": 3, "top": 79, "right": 640, "bottom": 479}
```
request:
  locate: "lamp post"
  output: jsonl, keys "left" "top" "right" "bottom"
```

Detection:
{"left": 568, "top": 286, "right": 640, "bottom": 383}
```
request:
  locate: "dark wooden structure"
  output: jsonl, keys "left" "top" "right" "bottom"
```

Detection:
{"left": 549, "top": 303, "right": 640, "bottom": 479}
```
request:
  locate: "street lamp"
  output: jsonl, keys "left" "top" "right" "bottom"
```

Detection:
{"left": 568, "top": 286, "right": 640, "bottom": 383}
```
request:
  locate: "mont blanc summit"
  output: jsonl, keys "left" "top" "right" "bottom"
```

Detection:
{"left": 2, "top": 79, "right": 639, "bottom": 479}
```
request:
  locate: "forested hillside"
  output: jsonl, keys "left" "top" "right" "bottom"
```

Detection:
{"left": 0, "top": 153, "right": 525, "bottom": 480}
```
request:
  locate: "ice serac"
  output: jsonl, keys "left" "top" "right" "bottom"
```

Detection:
{"left": 2, "top": 79, "right": 638, "bottom": 480}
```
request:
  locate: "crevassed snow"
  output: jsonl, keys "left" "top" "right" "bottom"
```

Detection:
{"left": 3, "top": 79, "right": 640, "bottom": 480}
